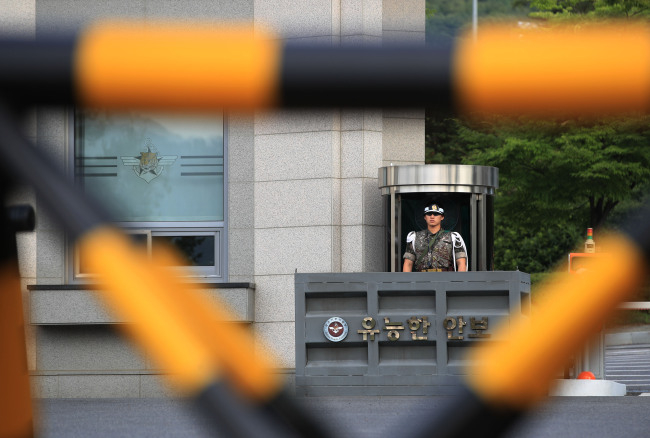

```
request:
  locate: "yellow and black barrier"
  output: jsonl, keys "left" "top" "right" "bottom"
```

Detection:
{"left": 1, "top": 21, "right": 650, "bottom": 438}
{"left": 2, "top": 21, "right": 650, "bottom": 114}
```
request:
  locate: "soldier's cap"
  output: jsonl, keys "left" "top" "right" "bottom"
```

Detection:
{"left": 424, "top": 204, "right": 444, "bottom": 215}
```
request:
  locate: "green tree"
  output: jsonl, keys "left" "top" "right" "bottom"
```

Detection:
{"left": 463, "top": 117, "right": 650, "bottom": 226}
{"left": 526, "top": 0, "right": 650, "bottom": 19}
{"left": 456, "top": 116, "right": 650, "bottom": 272}
{"left": 426, "top": 0, "right": 650, "bottom": 279}
{"left": 424, "top": 111, "right": 467, "bottom": 164}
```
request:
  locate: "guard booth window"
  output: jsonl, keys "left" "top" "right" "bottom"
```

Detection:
{"left": 71, "top": 110, "right": 226, "bottom": 281}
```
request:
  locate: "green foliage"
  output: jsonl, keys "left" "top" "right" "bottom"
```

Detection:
{"left": 492, "top": 219, "right": 580, "bottom": 273}
{"left": 463, "top": 116, "right": 650, "bottom": 228}
{"left": 527, "top": 0, "right": 650, "bottom": 19}
{"left": 425, "top": 0, "right": 650, "bottom": 286}
{"left": 426, "top": 5, "right": 437, "bottom": 20}
{"left": 425, "top": 114, "right": 650, "bottom": 277}
{"left": 424, "top": 111, "right": 467, "bottom": 164}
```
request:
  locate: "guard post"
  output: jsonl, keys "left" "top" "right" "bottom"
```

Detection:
{"left": 294, "top": 164, "right": 534, "bottom": 396}
{"left": 295, "top": 271, "right": 531, "bottom": 396}
{"left": 378, "top": 164, "right": 499, "bottom": 273}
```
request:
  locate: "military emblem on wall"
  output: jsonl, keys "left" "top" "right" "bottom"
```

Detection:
{"left": 323, "top": 317, "right": 349, "bottom": 342}
{"left": 121, "top": 138, "right": 178, "bottom": 183}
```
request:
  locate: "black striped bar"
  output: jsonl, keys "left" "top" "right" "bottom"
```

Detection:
{"left": 0, "top": 37, "right": 75, "bottom": 105}
{"left": 0, "top": 34, "right": 454, "bottom": 109}
{"left": 279, "top": 43, "right": 454, "bottom": 109}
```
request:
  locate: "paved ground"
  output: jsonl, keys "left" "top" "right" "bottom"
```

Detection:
{"left": 606, "top": 344, "right": 650, "bottom": 394}
{"left": 36, "top": 395, "right": 650, "bottom": 438}
{"left": 35, "top": 329, "right": 650, "bottom": 438}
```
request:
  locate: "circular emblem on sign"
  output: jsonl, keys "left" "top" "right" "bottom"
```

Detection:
{"left": 323, "top": 317, "right": 349, "bottom": 342}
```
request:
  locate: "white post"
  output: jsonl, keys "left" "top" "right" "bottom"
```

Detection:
{"left": 472, "top": 0, "right": 478, "bottom": 41}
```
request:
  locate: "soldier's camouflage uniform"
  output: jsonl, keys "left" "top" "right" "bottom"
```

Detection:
{"left": 403, "top": 229, "right": 467, "bottom": 272}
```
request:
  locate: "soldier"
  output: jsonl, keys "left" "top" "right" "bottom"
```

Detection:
{"left": 402, "top": 203, "right": 468, "bottom": 272}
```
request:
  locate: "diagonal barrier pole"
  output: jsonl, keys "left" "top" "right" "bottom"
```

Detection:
{"left": 0, "top": 200, "right": 35, "bottom": 438}
{"left": 0, "top": 105, "right": 328, "bottom": 438}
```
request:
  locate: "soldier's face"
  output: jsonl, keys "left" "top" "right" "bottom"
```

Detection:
{"left": 425, "top": 213, "right": 443, "bottom": 227}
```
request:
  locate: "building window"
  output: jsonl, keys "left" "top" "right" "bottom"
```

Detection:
{"left": 72, "top": 110, "right": 226, "bottom": 281}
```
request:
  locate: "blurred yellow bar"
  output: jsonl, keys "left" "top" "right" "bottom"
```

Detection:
{"left": 467, "top": 233, "right": 647, "bottom": 409}
{"left": 455, "top": 25, "right": 650, "bottom": 117}
{"left": 78, "top": 226, "right": 217, "bottom": 395}
{"left": 75, "top": 21, "right": 280, "bottom": 111}
{"left": 151, "top": 245, "right": 285, "bottom": 402}
{"left": 79, "top": 226, "right": 284, "bottom": 401}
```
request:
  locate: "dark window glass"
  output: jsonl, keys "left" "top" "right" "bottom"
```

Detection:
{"left": 152, "top": 236, "right": 215, "bottom": 266}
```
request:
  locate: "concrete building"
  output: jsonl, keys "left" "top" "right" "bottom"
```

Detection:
{"left": 2, "top": 0, "right": 426, "bottom": 398}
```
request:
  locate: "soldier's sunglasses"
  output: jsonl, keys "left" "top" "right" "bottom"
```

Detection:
{"left": 425, "top": 212, "right": 442, "bottom": 216}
